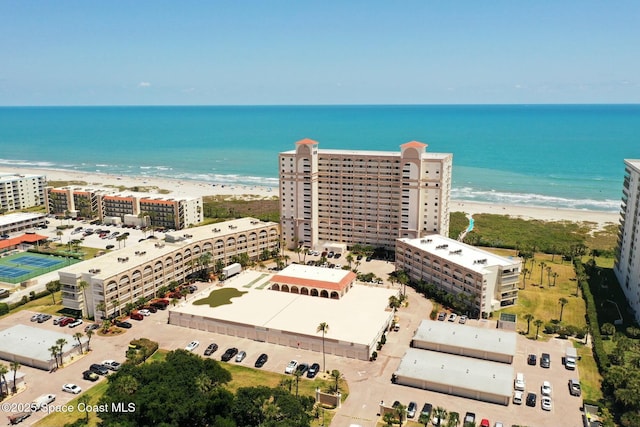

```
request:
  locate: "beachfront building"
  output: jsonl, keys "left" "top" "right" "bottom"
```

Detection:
{"left": 615, "top": 159, "right": 640, "bottom": 323}
{"left": 0, "top": 212, "right": 47, "bottom": 236}
{"left": 0, "top": 173, "right": 46, "bottom": 212}
{"left": 279, "top": 139, "right": 452, "bottom": 250}
{"left": 395, "top": 235, "right": 520, "bottom": 316}
{"left": 45, "top": 186, "right": 203, "bottom": 230}
{"left": 57, "top": 218, "right": 279, "bottom": 317}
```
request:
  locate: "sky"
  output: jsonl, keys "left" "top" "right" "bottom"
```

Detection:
{"left": 1, "top": 1, "right": 639, "bottom": 106}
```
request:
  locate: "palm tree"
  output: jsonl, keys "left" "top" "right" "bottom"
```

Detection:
{"left": 330, "top": 369, "right": 341, "bottom": 393}
{"left": 78, "top": 394, "right": 90, "bottom": 423}
{"left": 56, "top": 338, "right": 68, "bottom": 366}
{"left": 539, "top": 261, "right": 546, "bottom": 285}
{"left": 293, "top": 369, "right": 303, "bottom": 397}
{"left": 110, "top": 298, "right": 120, "bottom": 318}
{"left": 552, "top": 272, "right": 559, "bottom": 287}
{"left": 523, "top": 313, "right": 534, "bottom": 335}
{"left": 546, "top": 266, "right": 553, "bottom": 287}
{"left": 0, "top": 363, "right": 9, "bottom": 397}
{"left": 317, "top": 322, "right": 329, "bottom": 373}
{"left": 395, "top": 403, "right": 406, "bottom": 427}
{"left": 346, "top": 253, "right": 354, "bottom": 269}
{"left": 559, "top": 297, "right": 569, "bottom": 321}
{"left": 199, "top": 252, "right": 212, "bottom": 274}
{"left": 78, "top": 280, "right": 90, "bottom": 317}
{"left": 388, "top": 295, "right": 401, "bottom": 312}
{"left": 433, "top": 406, "right": 448, "bottom": 427}
{"left": 9, "top": 361, "right": 20, "bottom": 393}
{"left": 95, "top": 301, "right": 106, "bottom": 320}
{"left": 46, "top": 280, "right": 58, "bottom": 304}
{"left": 383, "top": 412, "right": 395, "bottom": 427}
{"left": 73, "top": 332, "right": 84, "bottom": 354}
{"left": 49, "top": 345, "right": 60, "bottom": 369}
{"left": 418, "top": 412, "right": 430, "bottom": 427}
{"left": 521, "top": 268, "right": 529, "bottom": 289}
{"left": 446, "top": 411, "right": 460, "bottom": 427}
{"left": 534, "top": 319, "right": 544, "bottom": 340}
{"left": 85, "top": 329, "right": 94, "bottom": 351}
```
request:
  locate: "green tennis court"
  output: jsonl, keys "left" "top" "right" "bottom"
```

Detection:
{"left": 0, "top": 252, "right": 80, "bottom": 283}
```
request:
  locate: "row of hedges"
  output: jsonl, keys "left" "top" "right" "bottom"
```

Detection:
{"left": 575, "top": 259, "right": 610, "bottom": 368}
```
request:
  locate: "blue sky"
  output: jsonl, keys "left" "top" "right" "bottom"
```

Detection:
{"left": 1, "top": 1, "right": 638, "bottom": 105}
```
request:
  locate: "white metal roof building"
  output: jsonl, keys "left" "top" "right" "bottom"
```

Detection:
{"left": 279, "top": 139, "right": 453, "bottom": 250}
{"left": 395, "top": 235, "right": 521, "bottom": 315}
{"left": 394, "top": 348, "right": 514, "bottom": 406}
{"left": 412, "top": 319, "right": 517, "bottom": 364}
{"left": 0, "top": 324, "right": 87, "bottom": 371}
{"left": 0, "top": 212, "right": 47, "bottom": 234}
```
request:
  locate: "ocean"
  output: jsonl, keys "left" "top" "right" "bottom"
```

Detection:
{"left": 1, "top": 105, "right": 638, "bottom": 212}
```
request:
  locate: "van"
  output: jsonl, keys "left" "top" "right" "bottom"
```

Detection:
{"left": 514, "top": 373, "right": 525, "bottom": 391}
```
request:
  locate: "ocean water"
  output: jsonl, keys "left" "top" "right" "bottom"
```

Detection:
{"left": 1, "top": 105, "right": 638, "bottom": 211}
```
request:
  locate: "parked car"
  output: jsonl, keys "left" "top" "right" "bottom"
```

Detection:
{"left": 513, "top": 390, "right": 523, "bottom": 405}
{"left": 285, "top": 360, "right": 298, "bottom": 374}
{"left": 255, "top": 353, "right": 268, "bottom": 368}
{"left": 480, "top": 419, "right": 490, "bottom": 427}
{"left": 130, "top": 312, "right": 144, "bottom": 321}
{"left": 7, "top": 411, "right": 30, "bottom": 425}
{"left": 142, "top": 305, "right": 157, "bottom": 313}
{"left": 102, "top": 360, "right": 121, "bottom": 371}
{"left": 541, "top": 381, "right": 552, "bottom": 396}
{"left": 437, "top": 312, "right": 446, "bottom": 321}
{"left": 62, "top": 383, "right": 82, "bottom": 394}
{"left": 420, "top": 402, "right": 432, "bottom": 419}
{"left": 115, "top": 320, "right": 132, "bottom": 329}
{"left": 526, "top": 392, "right": 537, "bottom": 407}
{"left": 407, "top": 401, "right": 417, "bottom": 418}
{"left": 185, "top": 341, "right": 200, "bottom": 352}
{"left": 448, "top": 313, "right": 457, "bottom": 322}
{"left": 83, "top": 370, "right": 99, "bottom": 381}
{"left": 458, "top": 315, "right": 467, "bottom": 324}
{"left": 53, "top": 316, "right": 66, "bottom": 325}
{"left": 540, "top": 352, "right": 551, "bottom": 368}
{"left": 221, "top": 347, "right": 239, "bottom": 362}
{"left": 296, "top": 363, "right": 309, "bottom": 375}
{"left": 235, "top": 351, "right": 247, "bottom": 362}
{"left": 31, "top": 394, "right": 56, "bottom": 411}
{"left": 527, "top": 354, "right": 537, "bottom": 365}
{"left": 569, "top": 379, "right": 582, "bottom": 396}
{"left": 307, "top": 363, "right": 320, "bottom": 378}
{"left": 138, "top": 309, "right": 151, "bottom": 316}
{"left": 69, "top": 319, "right": 83, "bottom": 328}
{"left": 90, "top": 364, "right": 110, "bottom": 376}
{"left": 541, "top": 396, "right": 552, "bottom": 411}
{"left": 84, "top": 323, "right": 100, "bottom": 332}
{"left": 204, "top": 343, "right": 218, "bottom": 356}
{"left": 59, "top": 317, "right": 74, "bottom": 327}
{"left": 464, "top": 412, "right": 476, "bottom": 425}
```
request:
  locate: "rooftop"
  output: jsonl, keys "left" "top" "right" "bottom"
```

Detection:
{"left": 0, "top": 324, "right": 86, "bottom": 363}
{"left": 413, "top": 319, "right": 517, "bottom": 358}
{"left": 0, "top": 212, "right": 46, "bottom": 227}
{"left": 395, "top": 348, "right": 514, "bottom": 398}
{"left": 0, "top": 173, "right": 44, "bottom": 182}
{"left": 271, "top": 264, "right": 356, "bottom": 291}
{"left": 398, "top": 235, "right": 520, "bottom": 273}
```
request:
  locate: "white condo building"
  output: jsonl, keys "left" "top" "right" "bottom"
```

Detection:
{"left": 0, "top": 173, "right": 46, "bottom": 212}
{"left": 395, "top": 235, "right": 521, "bottom": 316}
{"left": 615, "top": 159, "right": 640, "bottom": 322}
{"left": 279, "top": 139, "right": 452, "bottom": 250}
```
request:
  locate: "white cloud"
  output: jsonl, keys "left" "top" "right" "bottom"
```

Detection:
{"left": 138, "top": 82, "right": 151, "bottom": 88}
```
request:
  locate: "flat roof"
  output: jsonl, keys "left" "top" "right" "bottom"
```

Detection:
{"left": 396, "top": 348, "right": 514, "bottom": 397}
{"left": 58, "top": 218, "right": 277, "bottom": 280}
{"left": 271, "top": 264, "right": 356, "bottom": 291}
{"left": 171, "top": 270, "right": 397, "bottom": 346}
{"left": 625, "top": 159, "right": 640, "bottom": 173}
{"left": 281, "top": 148, "right": 451, "bottom": 159}
{"left": 0, "top": 212, "right": 46, "bottom": 227}
{"left": 413, "top": 319, "right": 517, "bottom": 357}
{"left": 0, "top": 324, "right": 86, "bottom": 363}
{"left": 50, "top": 186, "right": 200, "bottom": 201}
{"left": 398, "top": 235, "right": 520, "bottom": 273}
{"left": 0, "top": 173, "right": 44, "bottom": 181}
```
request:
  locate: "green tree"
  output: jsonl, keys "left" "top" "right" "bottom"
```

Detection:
{"left": 346, "top": 253, "right": 354, "bottom": 269}
{"left": 111, "top": 298, "right": 120, "bottom": 318}
{"left": 46, "top": 280, "right": 59, "bottom": 304}
{"left": 418, "top": 412, "right": 430, "bottom": 426}
{"left": 317, "top": 322, "right": 329, "bottom": 373}
{"left": 447, "top": 411, "right": 460, "bottom": 427}
{"left": 433, "top": 406, "right": 448, "bottom": 426}
{"left": 521, "top": 268, "right": 529, "bottom": 289}
{"left": 523, "top": 313, "right": 534, "bottom": 335}
{"left": 0, "top": 363, "right": 9, "bottom": 396}
{"left": 383, "top": 412, "right": 395, "bottom": 427}
{"left": 73, "top": 332, "right": 84, "bottom": 354}
{"left": 56, "top": 338, "right": 67, "bottom": 366}
{"left": 395, "top": 402, "right": 407, "bottom": 427}
{"left": 330, "top": 369, "right": 341, "bottom": 393}
{"left": 49, "top": 345, "right": 60, "bottom": 369}
{"left": 85, "top": 329, "right": 94, "bottom": 351}
{"left": 602, "top": 323, "right": 616, "bottom": 337}
{"left": 539, "top": 261, "right": 546, "bottom": 285}
{"left": 558, "top": 297, "right": 569, "bottom": 321}
{"left": 77, "top": 394, "right": 90, "bottom": 423}
{"left": 95, "top": 301, "right": 106, "bottom": 319}
{"left": 78, "top": 280, "right": 90, "bottom": 317}
{"left": 9, "top": 361, "right": 20, "bottom": 393}
{"left": 534, "top": 319, "right": 544, "bottom": 340}
{"left": 293, "top": 368, "right": 303, "bottom": 397}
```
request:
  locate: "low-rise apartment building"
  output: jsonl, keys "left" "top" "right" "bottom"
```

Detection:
{"left": 0, "top": 212, "right": 47, "bottom": 235}
{"left": 279, "top": 139, "right": 452, "bottom": 250}
{"left": 0, "top": 173, "right": 46, "bottom": 212}
{"left": 395, "top": 235, "right": 520, "bottom": 316}
{"left": 45, "top": 186, "right": 203, "bottom": 230}
{"left": 58, "top": 218, "right": 280, "bottom": 318}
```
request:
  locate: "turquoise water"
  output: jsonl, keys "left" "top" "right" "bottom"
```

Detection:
{"left": 1, "top": 105, "right": 638, "bottom": 211}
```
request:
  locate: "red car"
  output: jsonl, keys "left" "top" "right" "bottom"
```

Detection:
{"left": 130, "top": 312, "right": 144, "bottom": 321}
{"left": 59, "top": 317, "right": 74, "bottom": 327}
{"left": 480, "top": 419, "right": 490, "bottom": 427}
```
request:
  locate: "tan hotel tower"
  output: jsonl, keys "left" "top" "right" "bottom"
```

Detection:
{"left": 279, "top": 139, "right": 452, "bottom": 250}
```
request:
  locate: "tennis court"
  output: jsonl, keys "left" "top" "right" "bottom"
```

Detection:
{"left": 0, "top": 252, "right": 79, "bottom": 284}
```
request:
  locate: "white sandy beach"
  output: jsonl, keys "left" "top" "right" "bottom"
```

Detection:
{"left": 2, "top": 166, "right": 620, "bottom": 228}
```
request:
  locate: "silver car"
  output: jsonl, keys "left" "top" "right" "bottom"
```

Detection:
{"left": 235, "top": 351, "right": 247, "bottom": 362}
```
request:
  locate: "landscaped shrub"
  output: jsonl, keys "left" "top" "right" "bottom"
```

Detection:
{"left": 0, "top": 302, "right": 9, "bottom": 316}
{"left": 576, "top": 259, "right": 610, "bottom": 368}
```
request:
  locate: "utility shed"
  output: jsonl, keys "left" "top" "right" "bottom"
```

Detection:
{"left": 395, "top": 348, "right": 513, "bottom": 406}
{"left": 411, "top": 319, "right": 516, "bottom": 364}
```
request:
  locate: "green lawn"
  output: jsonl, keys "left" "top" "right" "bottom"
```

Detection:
{"left": 35, "top": 381, "right": 109, "bottom": 427}
{"left": 193, "top": 287, "right": 247, "bottom": 308}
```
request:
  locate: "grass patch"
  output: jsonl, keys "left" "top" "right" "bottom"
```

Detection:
{"left": 147, "top": 348, "right": 169, "bottom": 363}
{"left": 47, "top": 180, "right": 89, "bottom": 187}
{"left": 0, "top": 291, "right": 64, "bottom": 319}
{"left": 575, "top": 342, "right": 603, "bottom": 402}
{"left": 35, "top": 380, "right": 109, "bottom": 427}
{"left": 193, "top": 288, "right": 247, "bottom": 308}
{"left": 202, "top": 196, "right": 279, "bottom": 223}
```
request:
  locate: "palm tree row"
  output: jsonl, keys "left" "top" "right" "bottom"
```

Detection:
{"left": 523, "top": 313, "right": 545, "bottom": 340}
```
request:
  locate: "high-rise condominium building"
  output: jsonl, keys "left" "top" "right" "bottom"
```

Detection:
{"left": 0, "top": 173, "right": 46, "bottom": 212}
{"left": 615, "top": 159, "right": 640, "bottom": 323}
{"left": 279, "top": 139, "right": 452, "bottom": 250}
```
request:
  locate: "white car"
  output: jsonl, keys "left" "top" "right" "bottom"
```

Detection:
{"left": 513, "top": 390, "right": 523, "bottom": 405}
{"left": 138, "top": 309, "right": 151, "bottom": 316}
{"left": 69, "top": 319, "right": 83, "bottom": 328}
{"left": 31, "top": 393, "right": 56, "bottom": 411}
{"left": 185, "top": 340, "right": 200, "bottom": 352}
{"left": 541, "top": 380, "right": 552, "bottom": 396}
{"left": 62, "top": 383, "right": 82, "bottom": 394}
{"left": 541, "top": 396, "right": 552, "bottom": 411}
{"left": 102, "top": 360, "right": 121, "bottom": 371}
{"left": 284, "top": 360, "right": 298, "bottom": 374}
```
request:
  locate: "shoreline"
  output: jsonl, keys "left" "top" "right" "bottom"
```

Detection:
{"left": 1, "top": 165, "right": 620, "bottom": 228}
